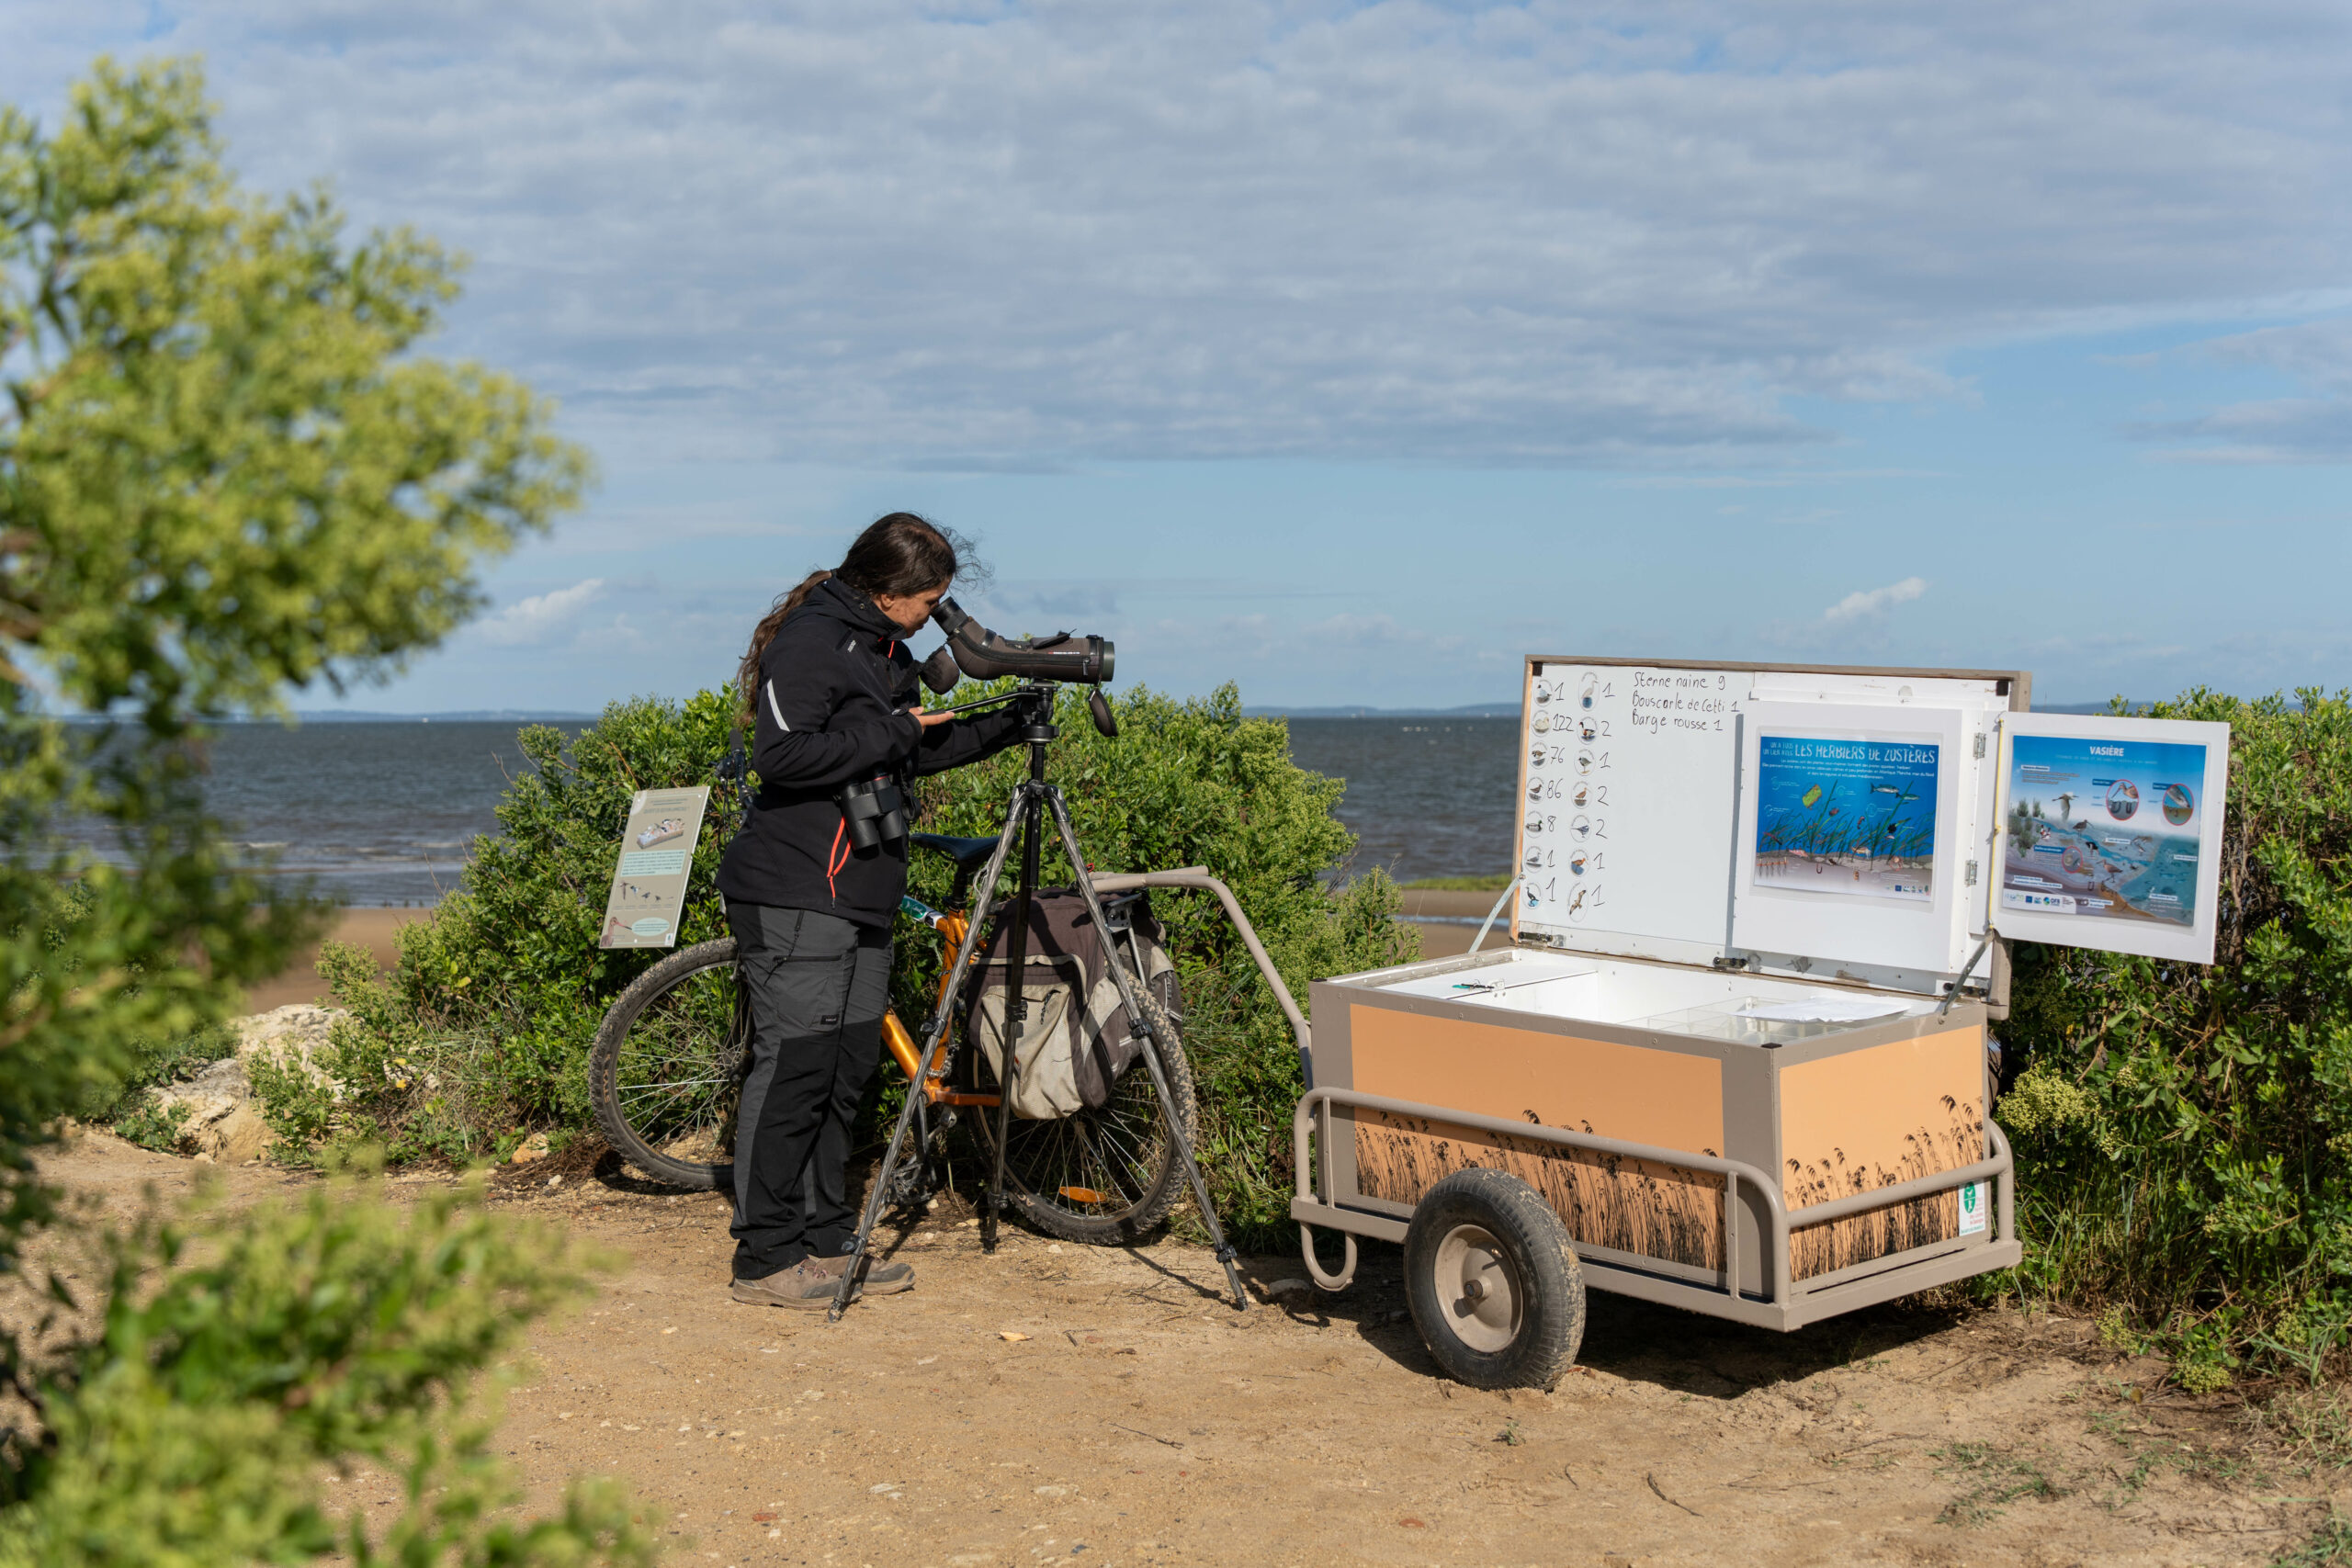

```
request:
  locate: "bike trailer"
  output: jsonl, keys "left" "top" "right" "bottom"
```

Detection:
{"left": 1291, "top": 657, "right": 2037, "bottom": 1385}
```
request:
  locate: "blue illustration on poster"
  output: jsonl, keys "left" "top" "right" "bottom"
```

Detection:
{"left": 1753, "top": 735, "right": 1940, "bottom": 902}
{"left": 2001, "top": 734, "right": 2206, "bottom": 928}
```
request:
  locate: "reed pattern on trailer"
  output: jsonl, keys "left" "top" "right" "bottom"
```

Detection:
{"left": 1355, "top": 1113, "right": 1724, "bottom": 1270}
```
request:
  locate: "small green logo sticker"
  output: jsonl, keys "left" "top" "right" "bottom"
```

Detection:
{"left": 1957, "top": 1180, "right": 1988, "bottom": 1235}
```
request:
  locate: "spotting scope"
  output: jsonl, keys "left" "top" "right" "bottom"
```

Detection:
{"left": 929, "top": 597, "right": 1114, "bottom": 684}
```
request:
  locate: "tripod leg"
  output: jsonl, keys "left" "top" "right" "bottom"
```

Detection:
{"left": 985, "top": 780, "right": 1046, "bottom": 1256}
{"left": 1045, "top": 791, "right": 1250, "bottom": 1312}
{"left": 827, "top": 1029, "right": 936, "bottom": 1324}
{"left": 828, "top": 820, "right": 1024, "bottom": 1322}
{"left": 908, "top": 1095, "right": 933, "bottom": 1201}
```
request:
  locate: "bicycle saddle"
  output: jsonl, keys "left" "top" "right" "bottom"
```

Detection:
{"left": 910, "top": 831, "right": 1002, "bottom": 871}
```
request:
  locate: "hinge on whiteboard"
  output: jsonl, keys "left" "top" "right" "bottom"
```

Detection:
{"left": 1973, "top": 732, "right": 1987, "bottom": 759}
{"left": 1965, "top": 860, "right": 1980, "bottom": 886}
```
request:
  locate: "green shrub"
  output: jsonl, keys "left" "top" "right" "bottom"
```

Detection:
{"left": 89, "top": 1021, "right": 238, "bottom": 1136}
{"left": 314, "top": 681, "right": 1413, "bottom": 1240}
{"left": 1998, "top": 686, "right": 2352, "bottom": 1382}
{"left": 94, "top": 1018, "right": 239, "bottom": 1157}
{"left": 108, "top": 1094, "right": 196, "bottom": 1156}
{"left": 277, "top": 688, "right": 746, "bottom": 1161}
{"left": 0, "top": 1172, "right": 653, "bottom": 1564}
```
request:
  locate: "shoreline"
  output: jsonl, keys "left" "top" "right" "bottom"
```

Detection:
{"left": 242, "top": 891, "right": 1498, "bottom": 1013}
{"left": 241, "top": 907, "right": 428, "bottom": 1012}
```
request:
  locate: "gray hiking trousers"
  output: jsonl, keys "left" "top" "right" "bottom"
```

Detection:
{"left": 726, "top": 902, "right": 893, "bottom": 1279}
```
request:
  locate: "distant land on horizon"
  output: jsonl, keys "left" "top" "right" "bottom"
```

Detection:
{"left": 279, "top": 709, "right": 597, "bottom": 723}
{"left": 1247, "top": 699, "right": 2155, "bottom": 717}
{"left": 279, "top": 697, "right": 2146, "bottom": 722}
{"left": 113, "top": 694, "right": 2150, "bottom": 724}
{"left": 1247, "top": 703, "right": 1521, "bottom": 718}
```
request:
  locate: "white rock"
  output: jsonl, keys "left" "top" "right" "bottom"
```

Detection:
{"left": 138, "top": 1006, "right": 349, "bottom": 1164}
{"left": 233, "top": 1005, "right": 347, "bottom": 1090}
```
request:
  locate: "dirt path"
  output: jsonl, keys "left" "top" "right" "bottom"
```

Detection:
{"left": 40, "top": 1134, "right": 2347, "bottom": 1568}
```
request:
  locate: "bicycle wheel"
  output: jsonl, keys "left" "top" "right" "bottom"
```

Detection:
{"left": 968, "top": 976, "right": 1198, "bottom": 1245}
{"left": 590, "top": 937, "right": 748, "bottom": 1190}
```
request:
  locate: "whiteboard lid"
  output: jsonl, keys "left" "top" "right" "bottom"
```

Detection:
{"left": 1511, "top": 657, "right": 2024, "bottom": 998}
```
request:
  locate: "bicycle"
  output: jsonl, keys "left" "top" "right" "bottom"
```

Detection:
{"left": 587, "top": 828, "right": 1201, "bottom": 1245}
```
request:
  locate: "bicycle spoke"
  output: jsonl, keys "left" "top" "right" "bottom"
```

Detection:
{"left": 990, "top": 1015, "right": 1182, "bottom": 1225}
{"left": 596, "top": 946, "right": 747, "bottom": 1186}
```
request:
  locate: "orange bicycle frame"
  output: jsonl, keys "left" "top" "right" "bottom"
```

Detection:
{"left": 881, "top": 907, "right": 998, "bottom": 1106}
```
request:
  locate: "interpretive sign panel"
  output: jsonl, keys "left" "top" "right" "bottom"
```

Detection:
{"left": 598, "top": 786, "right": 710, "bottom": 949}
{"left": 1752, "top": 735, "right": 1941, "bottom": 904}
{"left": 1995, "top": 715, "right": 2230, "bottom": 964}
{"left": 1731, "top": 700, "right": 1969, "bottom": 978}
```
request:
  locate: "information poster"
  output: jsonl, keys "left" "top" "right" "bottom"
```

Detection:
{"left": 1751, "top": 735, "right": 1941, "bottom": 903}
{"left": 2002, "top": 736, "right": 2205, "bottom": 925}
{"left": 1731, "top": 699, "right": 1968, "bottom": 976}
{"left": 598, "top": 786, "right": 710, "bottom": 949}
{"left": 1995, "top": 716, "right": 2229, "bottom": 964}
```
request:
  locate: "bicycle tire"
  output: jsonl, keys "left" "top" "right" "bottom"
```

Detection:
{"left": 590, "top": 937, "right": 747, "bottom": 1190}
{"left": 968, "top": 975, "right": 1199, "bottom": 1245}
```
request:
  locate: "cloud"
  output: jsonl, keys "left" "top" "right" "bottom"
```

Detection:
{"left": 10, "top": 3, "right": 2350, "bottom": 467}
{"left": 2129, "top": 317, "right": 2352, "bottom": 461}
{"left": 976, "top": 582, "right": 1125, "bottom": 625}
{"left": 1820, "top": 576, "right": 1928, "bottom": 626}
{"left": 472, "top": 579, "right": 608, "bottom": 646}
{"left": 2202, "top": 318, "right": 2352, "bottom": 389}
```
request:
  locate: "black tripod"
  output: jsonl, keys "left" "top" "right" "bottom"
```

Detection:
{"left": 828, "top": 684, "right": 1249, "bottom": 1321}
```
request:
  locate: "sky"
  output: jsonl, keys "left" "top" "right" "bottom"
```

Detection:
{"left": 5, "top": 2, "right": 2348, "bottom": 712}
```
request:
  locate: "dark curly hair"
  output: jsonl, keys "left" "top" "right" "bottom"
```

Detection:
{"left": 736, "top": 513, "right": 973, "bottom": 718}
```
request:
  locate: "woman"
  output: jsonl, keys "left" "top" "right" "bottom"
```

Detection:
{"left": 716, "top": 513, "right": 1024, "bottom": 1309}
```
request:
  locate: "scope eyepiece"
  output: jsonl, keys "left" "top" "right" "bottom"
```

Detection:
{"left": 916, "top": 644, "right": 959, "bottom": 695}
{"left": 929, "top": 596, "right": 1114, "bottom": 684}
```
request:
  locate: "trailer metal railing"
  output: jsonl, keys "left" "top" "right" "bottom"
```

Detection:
{"left": 1290, "top": 1086, "right": 2014, "bottom": 1326}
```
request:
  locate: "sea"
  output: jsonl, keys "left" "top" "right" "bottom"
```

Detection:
{"left": 77, "top": 716, "right": 1520, "bottom": 906}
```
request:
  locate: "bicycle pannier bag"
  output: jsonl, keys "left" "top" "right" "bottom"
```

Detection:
{"left": 961, "top": 890, "right": 1176, "bottom": 1119}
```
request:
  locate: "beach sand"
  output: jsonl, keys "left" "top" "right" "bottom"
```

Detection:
{"left": 1396, "top": 886, "right": 1510, "bottom": 959}
{"left": 239, "top": 907, "right": 425, "bottom": 1012}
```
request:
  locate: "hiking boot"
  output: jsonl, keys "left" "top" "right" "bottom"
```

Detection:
{"left": 729, "top": 1260, "right": 839, "bottom": 1311}
{"left": 809, "top": 1250, "right": 915, "bottom": 1295}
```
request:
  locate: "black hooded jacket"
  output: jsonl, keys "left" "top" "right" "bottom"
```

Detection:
{"left": 716, "top": 577, "right": 1024, "bottom": 926}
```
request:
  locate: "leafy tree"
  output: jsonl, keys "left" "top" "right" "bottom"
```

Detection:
{"left": 0, "top": 57, "right": 645, "bottom": 1562}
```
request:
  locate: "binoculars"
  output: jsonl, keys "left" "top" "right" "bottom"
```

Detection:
{"left": 835, "top": 773, "right": 910, "bottom": 852}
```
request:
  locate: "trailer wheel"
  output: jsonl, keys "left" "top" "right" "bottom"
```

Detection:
{"left": 1404, "top": 1168, "right": 1585, "bottom": 1391}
